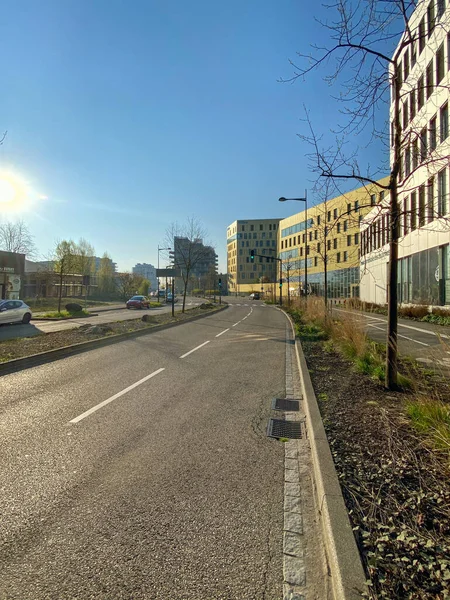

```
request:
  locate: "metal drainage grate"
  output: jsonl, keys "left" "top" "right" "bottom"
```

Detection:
{"left": 267, "top": 419, "right": 302, "bottom": 440}
{"left": 272, "top": 398, "right": 300, "bottom": 412}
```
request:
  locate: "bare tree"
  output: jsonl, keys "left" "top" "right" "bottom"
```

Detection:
{"left": 0, "top": 220, "right": 37, "bottom": 258}
{"left": 98, "top": 252, "right": 116, "bottom": 296}
{"left": 166, "top": 217, "right": 215, "bottom": 312}
{"left": 53, "top": 239, "right": 77, "bottom": 313}
{"left": 285, "top": 0, "right": 450, "bottom": 389}
{"left": 115, "top": 272, "right": 144, "bottom": 301}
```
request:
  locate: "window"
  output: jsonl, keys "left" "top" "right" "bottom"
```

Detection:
{"left": 405, "top": 145, "right": 411, "bottom": 176}
{"left": 437, "top": 0, "right": 446, "bottom": 19}
{"left": 428, "top": 1, "right": 436, "bottom": 37}
{"left": 440, "top": 103, "right": 449, "bottom": 142}
{"left": 426, "top": 59, "right": 434, "bottom": 98}
{"left": 428, "top": 177, "right": 435, "bottom": 222}
{"left": 403, "top": 99, "right": 409, "bottom": 128}
{"left": 347, "top": 234, "right": 352, "bottom": 246}
{"left": 302, "top": 233, "right": 306, "bottom": 244}
{"left": 260, "top": 224, "right": 263, "bottom": 230}
{"left": 420, "top": 127, "right": 427, "bottom": 162}
{"left": 412, "top": 138, "right": 419, "bottom": 170}
{"left": 419, "top": 17, "right": 426, "bottom": 54}
{"left": 410, "top": 89, "right": 416, "bottom": 121}
{"left": 337, "top": 252, "right": 341, "bottom": 263}
{"left": 403, "top": 197, "right": 409, "bottom": 235}
{"left": 411, "top": 41, "right": 417, "bottom": 67}
{"left": 396, "top": 62, "right": 402, "bottom": 91}
{"left": 327, "top": 210, "right": 331, "bottom": 222}
{"left": 327, "top": 239, "right": 331, "bottom": 251}
{"left": 289, "top": 238, "right": 292, "bottom": 247}
{"left": 333, "top": 238, "right": 338, "bottom": 249}
{"left": 438, "top": 168, "right": 447, "bottom": 216}
{"left": 380, "top": 191, "right": 385, "bottom": 203}
{"left": 314, "top": 229, "right": 318, "bottom": 240}
{"left": 430, "top": 115, "right": 437, "bottom": 151}
{"left": 251, "top": 224, "right": 254, "bottom": 231}
{"left": 306, "top": 245, "right": 310, "bottom": 255}
{"left": 333, "top": 208, "right": 338, "bottom": 219}
{"left": 354, "top": 200, "right": 359, "bottom": 211}
{"left": 411, "top": 191, "right": 417, "bottom": 231}
{"left": 337, "top": 222, "right": 341, "bottom": 233}
{"left": 314, "top": 256, "right": 318, "bottom": 267}
{"left": 300, "top": 247, "right": 303, "bottom": 257}
{"left": 370, "top": 193, "right": 376, "bottom": 206}
{"left": 347, "top": 203, "right": 351, "bottom": 214}
{"left": 309, "top": 231, "right": 313, "bottom": 241}
{"left": 242, "top": 225, "right": 245, "bottom": 231}
{"left": 297, "top": 235, "right": 300, "bottom": 245}
{"left": 317, "top": 242, "right": 321, "bottom": 253}
{"left": 437, "top": 43, "right": 445, "bottom": 84}
{"left": 354, "top": 232, "right": 359, "bottom": 245}
{"left": 343, "top": 251, "right": 348, "bottom": 262}
{"left": 418, "top": 74, "right": 425, "bottom": 109}
{"left": 344, "top": 220, "right": 348, "bottom": 232}
{"left": 419, "top": 184, "right": 426, "bottom": 226}
{"left": 317, "top": 214, "right": 321, "bottom": 225}
{"left": 403, "top": 49, "right": 409, "bottom": 80}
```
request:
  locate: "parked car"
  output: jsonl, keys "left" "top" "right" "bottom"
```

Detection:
{"left": 249, "top": 292, "right": 260, "bottom": 300}
{"left": 0, "top": 299, "right": 32, "bottom": 324}
{"left": 166, "top": 294, "right": 178, "bottom": 303}
{"left": 158, "top": 290, "right": 167, "bottom": 298}
{"left": 126, "top": 295, "right": 150, "bottom": 309}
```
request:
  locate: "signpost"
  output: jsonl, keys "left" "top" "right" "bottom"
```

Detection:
{"left": 156, "top": 268, "right": 181, "bottom": 316}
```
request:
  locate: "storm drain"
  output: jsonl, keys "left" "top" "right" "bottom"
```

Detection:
{"left": 267, "top": 419, "right": 302, "bottom": 440}
{"left": 272, "top": 398, "right": 300, "bottom": 412}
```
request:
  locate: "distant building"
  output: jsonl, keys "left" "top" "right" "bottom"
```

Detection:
{"left": 226, "top": 219, "right": 280, "bottom": 296}
{"left": 0, "top": 251, "right": 25, "bottom": 299}
{"left": 132, "top": 263, "right": 157, "bottom": 291}
{"left": 94, "top": 256, "right": 117, "bottom": 273}
{"left": 172, "top": 237, "right": 218, "bottom": 292}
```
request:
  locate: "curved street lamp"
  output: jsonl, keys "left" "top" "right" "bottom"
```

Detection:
{"left": 279, "top": 191, "right": 308, "bottom": 296}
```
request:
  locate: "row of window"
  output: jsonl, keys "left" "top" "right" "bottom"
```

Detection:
{"left": 239, "top": 222, "right": 278, "bottom": 232}
{"left": 400, "top": 100, "right": 448, "bottom": 179}
{"left": 396, "top": 0, "right": 447, "bottom": 92}
{"left": 361, "top": 167, "right": 449, "bottom": 256}
{"left": 280, "top": 217, "right": 364, "bottom": 250}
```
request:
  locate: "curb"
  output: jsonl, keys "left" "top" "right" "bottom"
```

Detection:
{"left": 294, "top": 338, "right": 367, "bottom": 600}
{"left": 0, "top": 304, "right": 228, "bottom": 377}
{"left": 32, "top": 314, "right": 99, "bottom": 322}
{"left": 280, "top": 308, "right": 367, "bottom": 599}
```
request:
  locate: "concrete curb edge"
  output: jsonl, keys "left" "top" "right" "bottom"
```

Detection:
{"left": 284, "top": 311, "right": 367, "bottom": 600}
{"left": 0, "top": 304, "right": 228, "bottom": 377}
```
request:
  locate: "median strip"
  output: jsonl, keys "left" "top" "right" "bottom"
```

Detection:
{"left": 70, "top": 368, "right": 165, "bottom": 423}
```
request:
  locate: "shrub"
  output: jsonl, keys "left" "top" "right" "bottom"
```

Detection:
{"left": 65, "top": 302, "right": 83, "bottom": 313}
{"left": 399, "top": 305, "right": 429, "bottom": 319}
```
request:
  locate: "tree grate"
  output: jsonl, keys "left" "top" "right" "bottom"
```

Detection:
{"left": 272, "top": 398, "right": 300, "bottom": 411}
{"left": 267, "top": 419, "right": 302, "bottom": 439}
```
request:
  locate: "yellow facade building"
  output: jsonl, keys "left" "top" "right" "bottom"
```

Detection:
{"left": 226, "top": 218, "right": 281, "bottom": 296}
{"left": 278, "top": 178, "right": 390, "bottom": 299}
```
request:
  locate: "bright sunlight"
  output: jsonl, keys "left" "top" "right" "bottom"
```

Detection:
{"left": 0, "top": 171, "right": 32, "bottom": 213}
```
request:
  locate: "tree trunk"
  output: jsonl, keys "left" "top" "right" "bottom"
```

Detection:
{"left": 386, "top": 184, "right": 399, "bottom": 389}
{"left": 182, "top": 277, "right": 188, "bottom": 313}
{"left": 58, "top": 269, "right": 63, "bottom": 313}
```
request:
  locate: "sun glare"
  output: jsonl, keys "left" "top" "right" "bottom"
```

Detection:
{"left": 0, "top": 171, "right": 33, "bottom": 213}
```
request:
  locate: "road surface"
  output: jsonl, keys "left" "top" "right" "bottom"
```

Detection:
{"left": 0, "top": 299, "right": 290, "bottom": 599}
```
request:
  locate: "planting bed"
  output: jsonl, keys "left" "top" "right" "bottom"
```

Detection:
{"left": 302, "top": 338, "right": 450, "bottom": 599}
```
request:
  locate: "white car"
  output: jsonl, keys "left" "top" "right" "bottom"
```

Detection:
{"left": 0, "top": 299, "right": 32, "bottom": 325}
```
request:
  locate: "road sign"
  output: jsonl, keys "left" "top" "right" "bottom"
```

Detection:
{"left": 156, "top": 268, "right": 181, "bottom": 277}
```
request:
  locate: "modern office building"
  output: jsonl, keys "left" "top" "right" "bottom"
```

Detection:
{"left": 278, "top": 180, "right": 389, "bottom": 299}
{"left": 226, "top": 219, "right": 281, "bottom": 296}
{"left": 360, "top": 1, "right": 450, "bottom": 306}
{"left": 132, "top": 263, "right": 157, "bottom": 291}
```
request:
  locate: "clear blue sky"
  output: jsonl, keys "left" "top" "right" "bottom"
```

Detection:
{"left": 1, "top": 0, "right": 391, "bottom": 272}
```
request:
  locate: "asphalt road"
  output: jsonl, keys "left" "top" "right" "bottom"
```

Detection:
{"left": 0, "top": 299, "right": 286, "bottom": 599}
{"left": 0, "top": 297, "right": 203, "bottom": 342}
{"left": 333, "top": 307, "right": 450, "bottom": 374}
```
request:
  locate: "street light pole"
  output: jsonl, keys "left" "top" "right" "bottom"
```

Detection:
{"left": 157, "top": 245, "right": 171, "bottom": 303}
{"left": 279, "top": 190, "right": 308, "bottom": 297}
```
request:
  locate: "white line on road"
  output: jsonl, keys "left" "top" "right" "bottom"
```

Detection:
{"left": 232, "top": 322, "right": 240, "bottom": 327}
{"left": 215, "top": 328, "right": 230, "bottom": 337}
{"left": 179, "top": 340, "right": 210, "bottom": 358}
{"left": 70, "top": 368, "right": 165, "bottom": 424}
{"left": 367, "top": 322, "right": 429, "bottom": 346}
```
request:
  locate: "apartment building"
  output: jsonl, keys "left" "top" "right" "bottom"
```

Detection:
{"left": 132, "top": 263, "right": 157, "bottom": 291}
{"left": 173, "top": 236, "right": 218, "bottom": 292}
{"left": 360, "top": 1, "right": 450, "bottom": 306}
{"left": 278, "top": 179, "right": 389, "bottom": 299}
{"left": 226, "top": 219, "right": 280, "bottom": 296}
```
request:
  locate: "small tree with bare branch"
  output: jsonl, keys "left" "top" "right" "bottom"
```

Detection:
{"left": 0, "top": 220, "right": 37, "bottom": 258}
